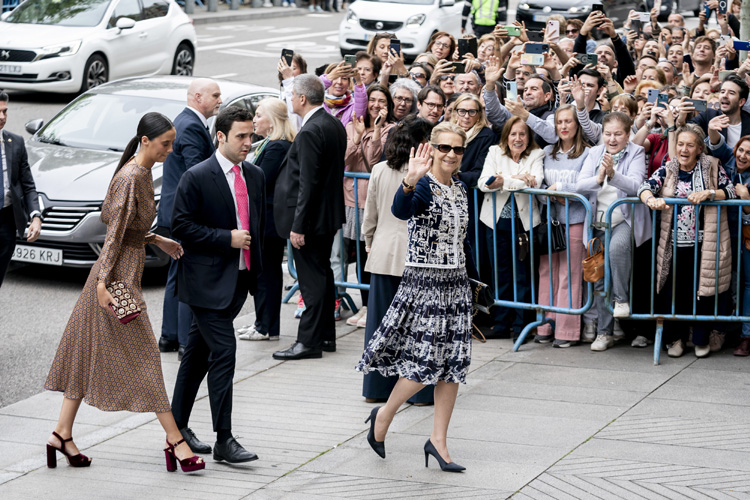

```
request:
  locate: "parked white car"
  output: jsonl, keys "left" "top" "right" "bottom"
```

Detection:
{"left": 339, "top": 0, "right": 462, "bottom": 60}
{"left": 0, "top": 0, "right": 196, "bottom": 93}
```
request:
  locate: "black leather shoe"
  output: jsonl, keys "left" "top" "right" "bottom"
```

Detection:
{"left": 213, "top": 437, "right": 258, "bottom": 464}
{"left": 177, "top": 345, "right": 185, "bottom": 361}
{"left": 321, "top": 340, "right": 336, "bottom": 352}
{"left": 272, "top": 342, "right": 322, "bottom": 360}
{"left": 180, "top": 427, "right": 212, "bottom": 454}
{"left": 158, "top": 337, "right": 179, "bottom": 352}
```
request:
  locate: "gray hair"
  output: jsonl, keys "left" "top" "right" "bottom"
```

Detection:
{"left": 293, "top": 74, "right": 324, "bottom": 105}
{"left": 456, "top": 71, "right": 481, "bottom": 87}
{"left": 390, "top": 78, "right": 421, "bottom": 99}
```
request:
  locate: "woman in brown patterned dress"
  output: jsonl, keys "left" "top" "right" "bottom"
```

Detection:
{"left": 44, "top": 113, "right": 204, "bottom": 473}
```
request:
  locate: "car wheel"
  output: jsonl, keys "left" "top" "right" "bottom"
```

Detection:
{"left": 171, "top": 43, "right": 194, "bottom": 76}
{"left": 80, "top": 54, "right": 108, "bottom": 93}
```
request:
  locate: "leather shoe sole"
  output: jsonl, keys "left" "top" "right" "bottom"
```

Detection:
{"left": 272, "top": 349, "right": 322, "bottom": 360}
{"left": 213, "top": 451, "right": 258, "bottom": 464}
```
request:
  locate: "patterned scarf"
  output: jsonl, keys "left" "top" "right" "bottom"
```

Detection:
{"left": 598, "top": 148, "right": 626, "bottom": 173}
{"left": 324, "top": 91, "right": 351, "bottom": 110}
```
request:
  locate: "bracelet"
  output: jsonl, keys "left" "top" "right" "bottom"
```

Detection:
{"left": 402, "top": 179, "right": 415, "bottom": 192}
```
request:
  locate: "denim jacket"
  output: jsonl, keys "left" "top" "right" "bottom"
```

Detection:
{"left": 392, "top": 173, "right": 476, "bottom": 274}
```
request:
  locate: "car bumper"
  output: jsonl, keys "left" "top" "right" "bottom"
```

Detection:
{"left": 0, "top": 56, "right": 83, "bottom": 93}
{"left": 339, "top": 21, "right": 431, "bottom": 58}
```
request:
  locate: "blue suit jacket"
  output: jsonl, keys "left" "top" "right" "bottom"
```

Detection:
{"left": 157, "top": 107, "right": 214, "bottom": 229}
{"left": 171, "top": 154, "right": 266, "bottom": 310}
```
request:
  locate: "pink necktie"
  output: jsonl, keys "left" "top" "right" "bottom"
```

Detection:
{"left": 232, "top": 165, "right": 251, "bottom": 270}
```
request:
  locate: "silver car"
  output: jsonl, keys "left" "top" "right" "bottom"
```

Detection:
{"left": 15, "top": 75, "right": 279, "bottom": 268}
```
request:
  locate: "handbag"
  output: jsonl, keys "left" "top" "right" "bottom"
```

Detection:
{"left": 536, "top": 208, "right": 567, "bottom": 255}
{"left": 468, "top": 278, "right": 494, "bottom": 314}
{"left": 515, "top": 219, "right": 530, "bottom": 261}
{"left": 582, "top": 237, "right": 605, "bottom": 283}
{"left": 107, "top": 281, "right": 141, "bottom": 324}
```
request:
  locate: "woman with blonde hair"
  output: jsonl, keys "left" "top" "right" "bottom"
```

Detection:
{"left": 237, "top": 98, "right": 297, "bottom": 342}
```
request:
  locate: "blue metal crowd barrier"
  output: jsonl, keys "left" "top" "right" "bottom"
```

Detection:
{"left": 2, "top": 0, "right": 19, "bottom": 13}
{"left": 604, "top": 197, "right": 750, "bottom": 365}
{"left": 476, "top": 188, "right": 596, "bottom": 350}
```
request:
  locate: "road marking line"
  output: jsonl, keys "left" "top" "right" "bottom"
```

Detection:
{"left": 211, "top": 73, "right": 238, "bottom": 78}
{"left": 198, "top": 30, "right": 339, "bottom": 52}
{"left": 218, "top": 49, "right": 279, "bottom": 57}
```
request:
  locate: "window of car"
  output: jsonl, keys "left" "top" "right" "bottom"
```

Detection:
{"left": 4, "top": 0, "right": 112, "bottom": 26}
{"left": 36, "top": 94, "right": 184, "bottom": 152}
{"left": 141, "top": 0, "right": 169, "bottom": 20}
{"left": 108, "top": 0, "right": 142, "bottom": 28}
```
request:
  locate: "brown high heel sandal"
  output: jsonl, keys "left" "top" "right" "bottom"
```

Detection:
{"left": 46, "top": 431, "right": 92, "bottom": 468}
{"left": 164, "top": 438, "right": 206, "bottom": 472}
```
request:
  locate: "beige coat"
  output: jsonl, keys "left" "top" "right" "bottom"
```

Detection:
{"left": 477, "top": 146, "right": 545, "bottom": 231}
{"left": 654, "top": 156, "right": 732, "bottom": 297}
{"left": 361, "top": 160, "right": 408, "bottom": 277}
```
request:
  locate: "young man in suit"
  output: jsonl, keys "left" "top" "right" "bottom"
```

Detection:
{"left": 0, "top": 92, "right": 42, "bottom": 287}
{"left": 158, "top": 79, "right": 222, "bottom": 359}
{"left": 272, "top": 74, "right": 347, "bottom": 360}
{"left": 170, "top": 106, "right": 265, "bottom": 462}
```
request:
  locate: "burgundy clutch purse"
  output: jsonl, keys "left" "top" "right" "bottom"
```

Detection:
{"left": 107, "top": 281, "right": 141, "bottom": 324}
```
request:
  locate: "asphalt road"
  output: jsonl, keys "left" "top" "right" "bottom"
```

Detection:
{"left": 0, "top": 11, "right": 345, "bottom": 409}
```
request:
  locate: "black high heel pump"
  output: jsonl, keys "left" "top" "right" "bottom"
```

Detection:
{"left": 424, "top": 439, "right": 465, "bottom": 472}
{"left": 364, "top": 406, "right": 386, "bottom": 458}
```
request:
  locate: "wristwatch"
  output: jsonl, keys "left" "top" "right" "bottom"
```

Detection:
{"left": 402, "top": 179, "right": 415, "bottom": 192}
{"left": 709, "top": 189, "right": 716, "bottom": 201}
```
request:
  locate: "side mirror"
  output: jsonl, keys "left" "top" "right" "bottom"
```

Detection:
{"left": 439, "top": 0, "right": 455, "bottom": 6}
{"left": 115, "top": 17, "right": 136, "bottom": 32}
{"left": 25, "top": 119, "right": 44, "bottom": 135}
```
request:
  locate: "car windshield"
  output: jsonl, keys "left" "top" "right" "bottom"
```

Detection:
{"left": 5, "top": 0, "right": 111, "bottom": 26}
{"left": 37, "top": 93, "right": 184, "bottom": 151}
{"left": 361, "top": 0, "right": 434, "bottom": 4}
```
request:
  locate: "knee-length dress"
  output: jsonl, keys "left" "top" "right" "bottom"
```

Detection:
{"left": 44, "top": 159, "right": 171, "bottom": 413}
{"left": 356, "top": 173, "right": 476, "bottom": 385}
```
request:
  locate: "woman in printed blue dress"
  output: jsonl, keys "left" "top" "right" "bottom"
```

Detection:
{"left": 355, "top": 122, "right": 477, "bottom": 472}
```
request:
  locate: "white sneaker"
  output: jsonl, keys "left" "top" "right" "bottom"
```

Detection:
{"left": 667, "top": 339, "right": 684, "bottom": 358}
{"left": 308, "top": 4, "right": 314, "bottom": 10}
{"left": 631, "top": 335, "right": 648, "bottom": 348}
{"left": 346, "top": 306, "right": 366, "bottom": 326}
{"left": 591, "top": 334, "right": 615, "bottom": 352}
{"left": 613, "top": 319, "right": 626, "bottom": 342}
{"left": 613, "top": 302, "right": 630, "bottom": 318}
{"left": 582, "top": 322, "right": 597, "bottom": 343}
{"left": 282, "top": 1, "right": 289, "bottom": 5}
{"left": 695, "top": 344, "right": 711, "bottom": 358}
{"left": 236, "top": 324, "right": 256, "bottom": 335}
{"left": 709, "top": 330, "right": 725, "bottom": 352}
{"left": 356, "top": 310, "right": 368, "bottom": 328}
{"left": 239, "top": 329, "right": 270, "bottom": 341}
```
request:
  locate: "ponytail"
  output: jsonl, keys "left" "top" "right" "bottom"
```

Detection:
{"left": 112, "top": 112, "right": 174, "bottom": 179}
{"left": 115, "top": 136, "right": 141, "bottom": 175}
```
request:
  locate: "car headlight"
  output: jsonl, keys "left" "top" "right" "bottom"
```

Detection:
{"left": 518, "top": 3, "right": 530, "bottom": 9}
{"left": 36, "top": 40, "right": 82, "bottom": 60}
{"left": 346, "top": 9, "right": 358, "bottom": 24}
{"left": 568, "top": 5, "right": 591, "bottom": 14}
{"left": 406, "top": 14, "right": 426, "bottom": 26}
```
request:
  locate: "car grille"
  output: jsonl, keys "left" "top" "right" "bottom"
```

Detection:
{"left": 359, "top": 19, "right": 403, "bottom": 31}
{"left": 16, "top": 240, "right": 100, "bottom": 261}
{"left": 41, "top": 204, "right": 100, "bottom": 231}
{"left": 0, "top": 49, "right": 36, "bottom": 62}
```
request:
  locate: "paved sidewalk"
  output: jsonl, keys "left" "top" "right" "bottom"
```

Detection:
{"left": 2, "top": 297, "right": 750, "bottom": 498}
{"left": 187, "top": 4, "right": 308, "bottom": 25}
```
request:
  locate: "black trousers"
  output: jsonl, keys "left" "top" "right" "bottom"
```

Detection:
{"left": 171, "top": 271, "right": 250, "bottom": 432}
{"left": 253, "top": 233, "right": 285, "bottom": 337}
{"left": 0, "top": 206, "right": 16, "bottom": 288}
{"left": 293, "top": 231, "right": 336, "bottom": 348}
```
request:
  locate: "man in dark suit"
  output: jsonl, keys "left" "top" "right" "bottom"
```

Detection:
{"left": 693, "top": 74, "right": 750, "bottom": 153}
{"left": 170, "top": 107, "right": 265, "bottom": 462}
{"left": 0, "top": 92, "right": 42, "bottom": 287}
{"left": 272, "top": 74, "right": 347, "bottom": 360}
{"left": 157, "top": 79, "right": 222, "bottom": 358}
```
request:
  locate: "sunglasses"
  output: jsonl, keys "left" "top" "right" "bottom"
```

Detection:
{"left": 432, "top": 144, "right": 466, "bottom": 155}
{"left": 456, "top": 108, "right": 479, "bottom": 117}
{"left": 410, "top": 71, "right": 427, "bottom": 79}
{"left": 439, "top": 75, "right": 455, "bottom": 81}
{"left": 566, "top": 29, "right": 579, "bottom": 34}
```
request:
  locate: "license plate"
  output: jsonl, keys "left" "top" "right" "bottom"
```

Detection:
{"left": 12, "top": 245, "right": 63, "bottom": 266}
{"left": 0, "top": 64, "right": 21, "bottom": 75}
{"left": 533, "top": 14, "right": 549, "bottom": 22}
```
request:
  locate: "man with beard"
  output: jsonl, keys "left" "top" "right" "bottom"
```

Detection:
{"left": 693, "top": 75, "right": 750, "bottom": 152}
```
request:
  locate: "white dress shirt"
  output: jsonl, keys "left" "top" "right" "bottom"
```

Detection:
{"left": 216, "top": 150, "right": 248, "bottom": 270}
{"left": 186, "top": 106, "right": 209, "bottom": 129}
{"left": 300, "top": 104, "right": 324, "bottom": 129}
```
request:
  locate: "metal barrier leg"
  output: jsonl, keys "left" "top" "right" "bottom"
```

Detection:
{"left": 654, "top": 319, "right": 664, "bottom": 366}
{"left": 513, "top": 310, "right": 551, "bottom": 352}
{"left": 282, "top": 283, "right": 299, "bottom": 304}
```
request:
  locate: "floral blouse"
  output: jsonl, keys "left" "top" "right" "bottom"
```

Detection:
{"left": 640, "top": 163, "right": 735, "bottom": 246}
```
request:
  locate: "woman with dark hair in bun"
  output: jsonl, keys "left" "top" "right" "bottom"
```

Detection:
{"left": 44, "top": 112, "right": 205, "bottom": 473}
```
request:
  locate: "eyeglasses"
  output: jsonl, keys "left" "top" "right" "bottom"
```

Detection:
{"left": 456, "top": 108, "right": 479, "bottom": 117}
{"left": 566, "top": 29, "right": 579, "bottom": 34}
{"left": 432, "top": 144, "right": 465, "bottom": 155}
{"left": 422, "top": 101, "right": 445, "bottom": 110}
{"left": 433, "top": 41, "right": 451, "bottom": 49}
{"left": 394, "top": 96, "right": 414, "bottom": 104}
{"left": 439, "top": 75, "right": 455, "bottom": 81}
{"left": 410, "top": 72, "right": 427, "bottom": 79}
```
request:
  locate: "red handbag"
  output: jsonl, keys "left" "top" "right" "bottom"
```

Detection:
{"left": 107, "top": 281, "right": 141, "bottom": 324}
